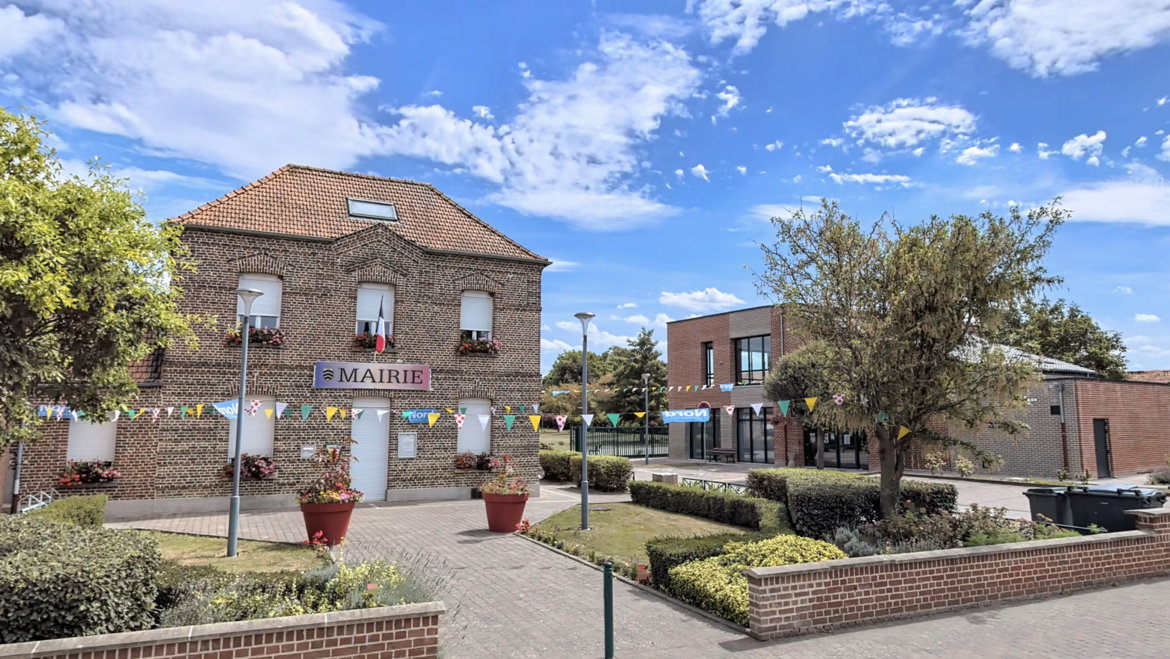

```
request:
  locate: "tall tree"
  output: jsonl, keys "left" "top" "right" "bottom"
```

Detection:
{"left": 763, "top": 342, "right": 831, "bottom": 468}
{"left": 755, "top": 200, "right": 1064, "bottom": 519}
{"left": 988, "top": 298, "right": 1127, "bottom": 379}
{"left": 0, "top": 109, "right": 195, "bottom": 449}
{"left": 604, "top": 328, "right": 668, "bottom": 424}
{"left": 541, "top": 349, "right": 610, "bottom": 388}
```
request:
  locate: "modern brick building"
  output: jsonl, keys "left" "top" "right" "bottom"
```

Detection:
{"left": 668, "top": 306, "right": 1170, "bottom": 479}
{"left": 13, "top": 165, "right": 547, "bottom": 518}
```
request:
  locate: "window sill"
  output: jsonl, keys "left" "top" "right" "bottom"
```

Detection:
{"left": 223, "top": 342, "right": 286, "bottom": 349}
{"left": 459, "top": 351, "right": 499, "bottom": 358}
{"left": 350, "top": 346, "right": 397, "bottom": 354}
{"left": 60, "top": 480, "right": 119, "bottom": 490}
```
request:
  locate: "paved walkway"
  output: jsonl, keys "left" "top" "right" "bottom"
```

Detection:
{"left": 112, "top": 482, "right": 1170, "bottom": 657}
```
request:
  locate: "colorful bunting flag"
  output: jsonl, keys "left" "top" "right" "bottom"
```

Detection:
{"left": 454, "top": 414, "right": 466, "bottom": 430}
{"left": 778, "top": 401, "right": 790, "bottom": 417}
{"left": 445, "top": 408, "right": 453, "bottom": 414}
{"left": 166, "top": 407, "right": 174, "bottom": 417}
{"left": 520, "top": 405, "right": 526, "bottom": 414}
{"left": 196, "top": 404, "right": 204, "bottom": 418}
{"left": 555, "top": 415, "right": 567, "bottom": 431}
{"left": 353, "top": 409, "right": 364, "bottom": 420}
{"left": 805, "top": 397, "right": 818, "bottom": 412}
{"left": 181, "top": 406, "right": 189, "bottom": 418}
{"left": 377, "top": 410, "right": 389, "bottom": 421}
{"left": 505, "top": 406, "right": 511, "bottom": 414}
{"left": 248, "top": 399, "right": 261, "bottom": 416}
{"left": 634, "top": 412, "right": 645, "bottom": 419}
{"left": 402, "top": 410, "right": 412, "bottom": 420}
{"left": 876, "top": 411, "right": 889, "bottom": 423}
{"left": 459, "top": 407, "right": 467, "bottom": 415}
{"left": 582, "top": 414, "right": 594, "bottom": 427}
{"left": 265, "top": 409, "right": 274, "bottom": 419}
{"left": 533, "top": 404, "right": 540, "bottom": 414}
{"left": 326, "top": 407, "right": 338, "bottom": 421}
{"left": 301, "top": 405, "right": 311, "bottom": 421}
{"left": 606, "top": 413, "right": 621, "bottom": 427}
{"left": 832, "top": 393, "right": 845, "bottom": 405}
{"left": 724, "top": 405, "right": 735, "bottom": 416}
{"left": 427, "top": 413, "right": 440, "bottom": 427}
{"left": 113, "top": 410, "right": 121, "bottom": 421}
{"left": 528, "top": 415, "right": 541, "bottom": 432}
{"left": 751, "top": 403, "right": 763, "bottom": 416}
{"left": 898, "top": 426, "right": 911, "bottom": 440}
{"left": 505, "top": 415, "right": 516, "bottom": 431}
{"left": 491, "top": 406, "right": 497, "bottom": 416}
{"left": 276, "top": 402, "right": 287, "bottom": 419}
{"left": 478, "top": 415, "right": 491, "bottom": 431}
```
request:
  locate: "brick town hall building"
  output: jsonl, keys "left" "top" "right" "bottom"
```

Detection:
{"left": 8, "top": 165, "right": 548, "bottom": 519}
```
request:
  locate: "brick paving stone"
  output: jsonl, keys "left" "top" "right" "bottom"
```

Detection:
{"left": 111, "top": 483, "right": 1170, "bottom": 658}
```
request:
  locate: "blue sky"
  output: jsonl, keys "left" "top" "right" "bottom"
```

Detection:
{"left": 3, "top": 0, "right": 1170, "bottom": 373}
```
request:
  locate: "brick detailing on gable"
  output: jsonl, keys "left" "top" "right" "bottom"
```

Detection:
{"left": 231, "top": 251, "right": 287, "bottom": 277}
{"left": 348, "top": 259, "right": 404, "bottom": 287}
{"left": 453, "top": 271, "right": 502, "bottom": 295}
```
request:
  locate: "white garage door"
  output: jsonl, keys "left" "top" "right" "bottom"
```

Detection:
{"left": 350, "top": 397, "right": 390, "bottom": 501}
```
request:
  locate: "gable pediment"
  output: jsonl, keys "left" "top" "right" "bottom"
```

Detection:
{"left": 230, "top": 251, "right": 286, "bottom": 277}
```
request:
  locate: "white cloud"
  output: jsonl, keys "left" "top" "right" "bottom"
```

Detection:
{"left": 843, "top": 98, "right": 976, "bottom": 150}
{"left": 617, "top": 302, "right": 639, "bottom": 309}
{"left": 714, "top": 84, "right": 742, "bottom": 121}
{"left": 1126, "top": 335, "right": 1152, "bottom": 344}
{"left": 1115, "top": 286, "right": 1134, "bottom": 294}
{"left": 541, "top": 338, "right": 574, "bottom": 351}
{"left": 1135, "top": 313, "right": 1161, "bottom": 323}
{"left": 378, "top": 32, "right": 702, "bottom": 231}
{"left": 471, "top": 105, "right": 494, "bottom": 120}
{"left": 792, "top": 174, "right": 802, "bottom": 183}
{"left": 674, "top": 168, "right": 685, "bottom": 178}
{"left": 1160, "top": 96, "right": 1169, "bottom": 106}
{"left": 820, "top": 137, "right": 844, "bottom": 147}
{"left": 555, "top": 321, "right": 578, "bottom": 332}
{"left": 423, "top": 89, "right": 442, "bottom": 97}
{"left": 0, "top": 5, "right": 63, "bottom": 60}
{"left": 1009, "top": 142, "right": 1023, "bottom": 153}
{"left": 544, "top": 258, "right": 580, "bottom": 273}
{"left": 621, "top": 314, "right": 651, "bottom": 325}
{"left": 651, "top": 313, "right": 675, "bottom": 328}
{"left": 1061, "top": 130, "right": 1107, "bottom": 161}
{"left": 660, "top": 287, "right": 745, "bottom": 312}
{"left": 960, "top": 0, "right": 1170, "bottom": 77}
{"left": 829, "top": 172, "right": 913, "bottom": 187}
{"left": 956, "top": 142, "right": 1000, "bottom": 165}
{"left": 607, "top": 13, "right": 695, "bottom": 39}
{"left": 815, "top": 164, "right": 833, "bottom": 173}
{"left": 691, "top": 164, "right": 711, "bottom": 181}
{"left": 1136, "top": 136, "right": 1149, "bottom": 148}
{"left": 764, "top": 140, "right": 783, "bottom": 151}
{"left": 542, "top": 324, "right": 551, "bottom": 330}
{"left": 1061, "top": 163, "right": 1170, "bottom": 225}
{"left": 1037, "top": 142, "right": 1058, "bottom": 159}
{"left": 736, "top": 166, "right": 747, "bottom": 175}
{"left": 1160, "top": 134, "right": 1170, "bottom": 162}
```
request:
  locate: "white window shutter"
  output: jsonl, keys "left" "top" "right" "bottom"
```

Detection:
{"left": 457, "top": 398, "right": 491, "bottom": 454}
{"left": 460, "top": 291, "right": 492, "bottom": 332}
{"left": 227, "top": 396, "right": 276, "bottom": 458}
{"left": 237, "top": 274, "right": 283, "bottom": 320}
{"left": 66, "top": 414, "right": 117, "bottom": 462}
{"left": 357, "top": 283, "right": 394, "bottom": 331}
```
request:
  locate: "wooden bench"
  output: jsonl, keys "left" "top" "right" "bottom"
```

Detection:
{"left": 709, "top": 448, "right": 737, "bottom": 463}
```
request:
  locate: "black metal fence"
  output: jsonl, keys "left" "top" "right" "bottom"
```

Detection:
{"left": 569, "top": 426, "right": 670, "bottom": 458}
{"left": 681, "top": 477, "right": 750, "bottom": 496}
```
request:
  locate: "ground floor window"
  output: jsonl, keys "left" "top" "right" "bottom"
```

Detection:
{"left": 66, "top": 413, "right": 117, "bottom": 462}
{"left": 688, "top": 416, "right": 721, "bottom": 460}
{"left": 227, "top": 396, "right": 276, "bottom": 459}
{"left": 736, "top": 407, "right": 774, "bottom": 463}
{"left": 457, "top": 398, "right": 491, "bottom": 454}
{"left": 803, "top": 429, "right": 869, "bottom": 470}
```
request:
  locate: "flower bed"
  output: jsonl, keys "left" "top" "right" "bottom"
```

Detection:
{"left": 58, "top": 459, "right": 120, "bottom": 487}
{"left": 221, "top": 453, "right": 278, "bottom": 480}
{"left": 223, "top": 325, "right": 287, "bottom": 346}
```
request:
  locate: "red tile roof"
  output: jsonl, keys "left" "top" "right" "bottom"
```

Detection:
{"left": 1129, "top": 370, "right": 1170, "bottom": 384}
{"left": 171, "top": 165, "right": 546, "bottom": 262}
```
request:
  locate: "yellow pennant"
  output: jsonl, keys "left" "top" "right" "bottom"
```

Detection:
{"left": 445, "top": 408, "right": 454, "bottom": 414}
{"left": 265, "top": 409, "right": 274, "bottom": 419}
{"left": 326, "top": 407, "right": 337, "bottom": 421}
{"left": 634, "top": 412, "right": 645, "bottom": 418}
{"left": 138, "top": 408, "right": 147, "bottom": 419}
{"left": 805, "top": 397, "right": 817, "bottom": 412}
{"left": 196, "top": 404, "right": 204, "bottom": 418}
{"left": 529, "top": 415, "right": 541, "bottom": 432}
{"left": 505, "top": 405, "right": 511, "bottom": 414}
{"left": 340, "top": 409, "right": 347, "bottom": 420}
{"left": 427, "top": 412, "right": 440, "bottom": 427}
{"left": 897, "top": 426, "right": 911, "bottom": 440}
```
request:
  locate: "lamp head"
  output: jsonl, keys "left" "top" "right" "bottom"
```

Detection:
{"left": 574, "top": 312, "right": 595, "bottom": 333}
{"left": 642, "top": 372, "right": 650, "bottom": 382}
{"left": 236, "top": 288, "right": 263, "bottom": 315}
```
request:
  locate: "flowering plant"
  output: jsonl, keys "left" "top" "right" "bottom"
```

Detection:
{"left": 59, "top": 460, "right": 120, "bottom": 487}
{"left": 455, "top": 451, "right": 479, "bottom": 470}
{"left": 296, "top": 439, "right": 365, "bottom": 505}
{"left": 223, "top": 324, "right": 287, "bottom": 347}
{"left": 458, "top": 331, "right": 500, "bottom": 355}
{"left": 352, "top": 332, "right": 394, "bottom": 350}
{"left": 479, "top": 454, "right": 530, "bottom": 496}
{"left": 221, "top": 453, "right": 278, "bottom": 480}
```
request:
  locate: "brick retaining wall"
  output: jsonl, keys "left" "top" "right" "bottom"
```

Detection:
{"left": 0, "top": 602, "right": 445, "bottom": 659}
{"left": 745, "top": 509, "right": 1170, "bottom": 640}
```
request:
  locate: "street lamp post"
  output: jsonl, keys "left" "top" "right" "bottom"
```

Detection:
{"left": 575, "top": 312, "right": 595, "bottom": 531}
{"left": 228, "top": 288, "right": 263, "bottom": 558}
{"left": 642, "top": 372, "right": 650, "bottom": 465}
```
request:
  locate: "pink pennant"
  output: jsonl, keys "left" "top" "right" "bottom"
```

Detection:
{"left": 724, "top": 405, "right": 735, "bottom": 416}
{"left": 833, "top": 394, "right": 845, "bottom": 405}
{"left": 151, "top": 408, "right": 160, "bottom": 421}
{"left": 555, "top": 415, "right": 567, "bottom": 431}
{"left": 248, "top": 399, "right": 262, "bottom": 416}
{"left": 454, "top": 413, "right": 466, "bottom": 430}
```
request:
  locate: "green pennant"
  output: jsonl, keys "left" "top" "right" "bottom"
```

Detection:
{"left": 778, "top": 400, "right": 790, "bottom": 417}
{"left": 876, "top": 411, "right": 889, "bottom": 423}
{"left": 606, "top": 413, "right": 621, "bottom": 427}
{"left": 504, "top": 415, "right": 516, "bottom": 431}
{"left": 127, "top": 410, "right": 137, "bottom": 420}
{"left": 181, "top": 405, "right": 189, "bottom": 418}
{"left": 355, "top": 410, "right": 364, "bottom": 420}
{"left": 301, "top": 405, "right": 312, "bottom": 421}
{"left": 520, "top": 405, "right": 526, "bottom": 413}
{"left": 402, "top": 410, "right": 412, "bottom": 420}
{"left": 459, "top": 407, "right": 467, "bottom": 415}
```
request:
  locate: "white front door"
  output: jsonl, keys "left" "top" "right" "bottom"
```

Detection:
{"left": 350, "top": 398, "right": 390, "bottom": 501}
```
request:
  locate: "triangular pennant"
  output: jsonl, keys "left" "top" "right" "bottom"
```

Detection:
{"left": 428, "top": 412, "right": 440, "bottom": 427}
{"left": 898, "top": 426, "right": 911, "bottom": 440}
{"left": 265, "top": 409, "right": 274, "bottom": 419}
{"left": 505, "top": 405, "right": 511, "bottom": 414}
{"left": 555, "top": 415, "right": 567, "bottom": 431}
{"left": 876, "top": 411, "right": 889, "bottom": 423}
{"left": 634, "top": 412, "right": 645, "bottom": 419}
{"left": 196, "top": 404, "right": 204, "bottom": 418}
{"left": 402, "top": 410, "right": 412, "bottom": 420}
{"left": 353, "top": 409, "right": 364, "bottom": 420}
{"left": 778, "top": 401, "right": 790, "bottom": 417}
{"left": 529, "top": 415, "right": 541, "bottom": 432}
{"left": 505, "top": 415, "right": 516, "bottom": 431}
{"left": 445, "top": 408, "right": 454, "bottom": 414}
{"left": 301, "top": 405, "right": 312, "bottom": 421}
{"left": 833, "top": 393, "right": 845, "bottom": 405}
{"left": 491, "top": 406, "right": 497, "bottom": 416}
{"left": 138, "top": 408, "right": 147, "bottom": 419}
{"left": 151, "top": 408, "right": 161, "bottom": 421}
{"left": 276, "top": 402, "right": 288, "bottom": 419}
{"left": 724, "top": 405, "right": 736, "bottom": 416}
{"left": 751, "top": 403, "right": 762, "bottom": 416}
{"left": 339, "top": 409, "right": 347, "bottom": 420}
{"left": 454, "top": 414, "right": 466, "bottom": 430}
{"left": 520, "top": 405, "right": 526, "bottom": 413}
{"left": 113, "top": 410, "right": 121, "bottom": 421}
{"left": 805, "top": 397, "right": 818, "bottom": 412}
{"left": 326, "top": 407, "right": 337, "bottom": 421}
{"left": 460, "top": 407, "right": 467, "bottom": 415}
{"left": 127, "top": 410, "right": 137, "bottom": 420}
{"left": 248, "top": 399, "right": 261, "bottom": 417}
{"left": 70, "top": 410, "right": 79, "bottom": 421}
{"left": 533, "top": 404, "right": 540, "bottom": 414}
{"left": 377, "top": 410, "right": 388, "bottom": 421}
{"left": 181, "top": 405, "right": 189, "bottom": 418}
{"left": 478, "top": 414, "right": 490, "bottom": 431}
{"left": 606, "top": 413, "right": 621, "bottom": 427}
{"left": 166, "top": 407, "right": 174, "bottom": 417}
{"left": 582, "top": 414, "right": 594, "bottom": 427}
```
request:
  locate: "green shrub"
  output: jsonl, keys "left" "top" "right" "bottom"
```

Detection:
{"left": 539, "top": 450, "right": 578, "bottom": 482}
{"left": 26, "top": 494, "right": 108, "bottom": 527}
{"left": 668, "top": 535, "right": 846, "bottom": 626}
{"left": 569, "top": 454, "right": 633, "bottom": 492}
{"left": 645, "top": 532, "right": 768, "bottom": 594}
{"left": 629, "top": 481, "right": 787, "bottom": 533}
{"left": 0, "top": 516, "right": 161, "bottom": 643}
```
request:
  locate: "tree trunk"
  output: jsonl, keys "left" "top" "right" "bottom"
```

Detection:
{"left": 816, "top": 429, "right": 824, "bottom": 470}
{"left": 877, "top": 427, "right": 905, "bottom": 520}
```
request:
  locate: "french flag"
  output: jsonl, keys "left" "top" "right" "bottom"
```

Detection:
{"left": 375, "top": 298, "right": 387, "bottom": 353}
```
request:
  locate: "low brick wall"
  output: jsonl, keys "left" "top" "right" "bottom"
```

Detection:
{"left": 0, "top": 601, "right": 445, "bottom": 659}
{"left": 745, "top": 509, "right": 1170, "bottom": 640}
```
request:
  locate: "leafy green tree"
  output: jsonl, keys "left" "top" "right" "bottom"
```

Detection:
{"left": 988, "top": 298, "right": 1127, "bottom": 379}
{"left": 541, "top": 349, "right": 610, "bottom": 388}
{"left": 603, "top": 328, "right": 667, "bottom": 425}
{"left": 0, "top": 109, "right": 195, "bottom": 449}
{"left": 763, "top": 342, "right": 831, "bottom": 468}
{"left": 755, "top": 200, "right": 1064, "bottom": 518}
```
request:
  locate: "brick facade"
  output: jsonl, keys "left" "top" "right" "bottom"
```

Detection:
{"left": 18, "top": 167, "right": 546, "bottom": 515}
{"left": 1072, "top": 378, "right": 1170, "bottom": 478}
{"left": 745, "top": 508, "right": 1170, "bottom": 640}
{"left": 0, "top": 602, "right": 445, "bottom": 659}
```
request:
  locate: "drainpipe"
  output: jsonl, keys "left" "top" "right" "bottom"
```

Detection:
{"left": 1055, "top": 383, "right": 1069, "bottom": 471}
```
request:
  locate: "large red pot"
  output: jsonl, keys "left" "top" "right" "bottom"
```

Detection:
{"left": 300, "top": 501, "right": 356, "bottom": 546}
{"left": 483, "top": 492, "right": 529, "bottom": 533}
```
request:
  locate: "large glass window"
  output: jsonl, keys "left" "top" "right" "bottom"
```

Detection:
{"left": 736, "top": 407, "right": 774, "bottom": 463}
{"left": 734, "top": 335, "right": 770, "bottom": 385}
{"left": 702, "top": 342, "right": 714, "bottom": 386}
{"left": 356, "top": 283, "right": 394, "bottom": 335}
{"left": 237, "top": 274, "right": 282, "bottom": 328}
{"left": 460, "top": 291, "right": 493, "bottom": 341}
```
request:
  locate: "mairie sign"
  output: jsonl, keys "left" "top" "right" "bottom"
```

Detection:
{"left": 313, "top": 361, "right": 431, "bottom": 390}
{"left": 661, "top": 408, "right": 710, "bottom": 424}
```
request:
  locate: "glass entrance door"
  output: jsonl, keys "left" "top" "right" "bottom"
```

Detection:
{"left": 736, "top": 407, "right": 774, "bottom": 463}
{"left": 804, "top": 429, "right": 868, "bottom": 469}
{"left": 689, "top": 417, "right": 720, "bottom": 459}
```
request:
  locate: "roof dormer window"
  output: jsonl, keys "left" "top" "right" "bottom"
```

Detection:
{"left": 347, "top": 198, "right": 398, "bottom": 221}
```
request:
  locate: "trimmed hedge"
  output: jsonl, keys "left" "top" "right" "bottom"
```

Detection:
{"left": 569, "top": 455, "right": 633, "bottom": 492}
{"left": 27, "top": 494, "right": 108, "bottom": 527}
{"left": 645, "top": 532, "right": 768, "bottom": 594}
{"left": 629, "top": 481, "right": 787, "bottom": 533}
{"left": 746, "top": 468, "right": 957, "bottom": 539}
{"left": 0, "top": 516, "right": 161, "bottom": 643}
{"left": 668, "top": 535, "right": 847, "bottom": 626}
{"left": 539, "top": 450, "right": 578, "bottom": 482}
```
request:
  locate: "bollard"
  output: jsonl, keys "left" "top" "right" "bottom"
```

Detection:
{"left": 603, "top": 561, "right": 615, "bottom": 659}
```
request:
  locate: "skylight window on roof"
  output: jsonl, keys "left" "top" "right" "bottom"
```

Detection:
{"left": 348, "top": 198, "right": 398, "bottom": 221}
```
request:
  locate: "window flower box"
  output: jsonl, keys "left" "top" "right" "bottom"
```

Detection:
{"left": 458, "top": 333, "right": 500, "bottom": 356}
{"left": 455, "top": 451, "right": 496, "bottom": 471}
{"left": 221, "top": 453, "right": 279, "bottom": 480}
{"left": 223, "top": 325, "right": 287, "bottom": 347}
{"left": 59, "top": 460, "right": 120, "bottom": 488}
{"left": 352, "top": 332, "right": 394, "bottom": 350}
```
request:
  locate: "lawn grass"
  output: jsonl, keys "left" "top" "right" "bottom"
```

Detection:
{"left": 147, "top": 531, "right": 323, "bottom": 573}
{"left": 540, "top": 430, "right": 571, "bottom": 451}
{"left": 531, "top": 502, "right": 753, "bottom": 567}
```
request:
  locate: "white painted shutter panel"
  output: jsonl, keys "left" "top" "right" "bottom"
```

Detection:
{"left": 460, "top": 292, "right": 492, "bottom": 332}
{"left": 66, "top": 414, "right": 117, "bottom": 462}
{"left": 357, "top": 284, "right": 394, "bottom": 331}
{"left": 227, "top": 396, "right": 276, "bottom": 458}
{"left": 350, "top": 397, "right": 390, "bottom": 501}
{"left": 457, "top": 398, "right": 491, "bottom": 454}
{"left": 237, "top": 274, "right": 283, "bottom": 321}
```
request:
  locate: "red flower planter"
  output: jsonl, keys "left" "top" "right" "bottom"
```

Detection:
{"left": 299, "top": 501, "right": 356, "bottom": 546}
{"left": 483, "top": 492, "right": 529, "bottom": 532}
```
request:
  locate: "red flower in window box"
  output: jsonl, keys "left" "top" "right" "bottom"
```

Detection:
{"left": 223, "top": 325, "right": 287, "bottom": 346}
{"left": 458, "top": 331, "right": 500, "bottom": 355}
{"left": 352, "top": 332, "right": 394, "bottom": 350}
{"left": 58, "top": 460, "right": 120, "bottom": 487}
